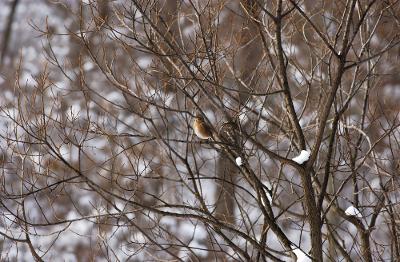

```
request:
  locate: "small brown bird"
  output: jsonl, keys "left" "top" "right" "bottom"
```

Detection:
{"left": 193, "top": 115, "right": 213, "bottom": 139}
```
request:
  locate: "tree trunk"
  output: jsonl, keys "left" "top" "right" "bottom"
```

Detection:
{"left": 0, "top": 0, "right": 19, "bottom": 67}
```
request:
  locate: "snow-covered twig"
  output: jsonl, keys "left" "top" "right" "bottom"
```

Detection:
{"left": 292, "top": 150, "right": 310, "bottom": 164}
{"left": 345, "top": 205, "right": 362, "bottom": 218}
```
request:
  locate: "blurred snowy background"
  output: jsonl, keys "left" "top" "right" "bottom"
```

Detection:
{"left": 0, "top": 0, "right": 400, "bottom": 261}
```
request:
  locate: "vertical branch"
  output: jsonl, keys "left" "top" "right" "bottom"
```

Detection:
{"left": 275, "top": 1, "right": 306, "bottom": 150}
{"left": 0, "top": 0, "right": 19, "bottom": 67}
{"left": 275, "top": 1, "right": 323, "bottom": 259}
{"left": 307, "top": 0, "right": 357, "bottom": 167}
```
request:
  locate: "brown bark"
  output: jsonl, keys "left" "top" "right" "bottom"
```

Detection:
{"left": 0, "top": 0, "right": 19, "bottom": 67}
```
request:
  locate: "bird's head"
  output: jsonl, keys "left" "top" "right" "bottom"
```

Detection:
{"left": 194, "top": 113, "right": 204, "bottom": 122}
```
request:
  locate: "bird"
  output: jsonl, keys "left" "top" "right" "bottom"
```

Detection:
{"left": 219, "top": 120, "right": 242, "bottom": 149}
{"left": 193, "top": 115, "right": 213, "bottom": 139}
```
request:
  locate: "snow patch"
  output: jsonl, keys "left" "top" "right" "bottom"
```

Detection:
{"left": 293, "top": 248, "right": 311, "bottom": 262}
{"left": 261, "top": 181, "right": 273, "bottom": 205}
{"left": 292, "top": 150, "right": 310, "bottom": 164}
{"left": 345, "top": 205, "right": 362, "bottom": 218}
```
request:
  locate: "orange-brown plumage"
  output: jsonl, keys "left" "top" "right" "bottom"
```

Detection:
{"left": 193, "top": 116, "right": 212, "bottom": 139}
